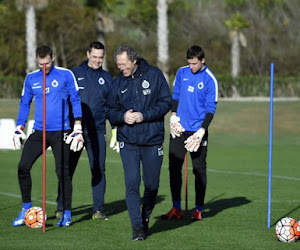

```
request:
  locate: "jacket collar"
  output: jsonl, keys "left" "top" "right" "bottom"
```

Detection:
{"left": 81, "top": 59, "right": 103, "bottom": 72}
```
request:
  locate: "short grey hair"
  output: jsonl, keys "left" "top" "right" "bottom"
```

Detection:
{"left": 113, "top": 44, "right": 140, "bottom": 62}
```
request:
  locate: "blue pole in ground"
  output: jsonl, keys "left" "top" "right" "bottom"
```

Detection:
{"left": 267, "top": 63, "right": 274, "bottom": 228}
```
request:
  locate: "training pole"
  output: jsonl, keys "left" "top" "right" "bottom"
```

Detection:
{"left": 184, "top": 153, "right": 188, "bottom": 211}
{"left": 42, "top": 63, "right": 46, "bottom": 233}
{"left": 267, "top": 63, "right": 274, "bottom": 228}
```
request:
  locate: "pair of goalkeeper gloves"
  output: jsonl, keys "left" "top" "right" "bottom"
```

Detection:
{"left": 13, "top": 124, "right": 84, "bottom": 152}
{"left": 170, "top": 115, "right": 205, "bottom": 152}
{"left": 67, "top": 126, "right": 120, "bottom": 153}
{"left": 66, "top": 126, "right": 120, "bottom": 153}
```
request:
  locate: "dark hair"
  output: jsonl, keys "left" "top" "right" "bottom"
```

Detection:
{"left": 187, "top": 46, "right": 205, "bottom": 60}
{"left": 36, "top": 45, "right": 53, "bottom": 58}
{"left": 113, "top": 44, "right": 140, "bottom": 62}
{"left": 88, "top": 41, "right": 105, "bottom": 52}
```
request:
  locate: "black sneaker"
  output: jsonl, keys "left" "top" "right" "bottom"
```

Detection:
{"left": 143, "top": 218, "right": 150, "bottom": 237}
{"left": 132, "top": 227, "right": 145, "bottom": 241}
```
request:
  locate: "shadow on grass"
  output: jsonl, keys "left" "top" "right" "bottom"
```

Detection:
{"left": 53, "top": 195, "right": 166, "bottom": 225}
{"left": 150, "top": 196, "right": 251, "bottom": 235}
{"left": 203, "top": 195, "right": 251, "bottom": 218}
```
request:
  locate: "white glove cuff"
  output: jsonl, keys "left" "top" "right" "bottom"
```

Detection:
{"left": 195, "top": 128, "right": 205, "bottom": 138}
{"left": 170, "top": 115, "right": 180, "bottom": 123}
{"left": 16, "top": 125, "right": 24, "bottom": 131}
{"left": 73, "top": 124, "right": 82, "bottom": 131}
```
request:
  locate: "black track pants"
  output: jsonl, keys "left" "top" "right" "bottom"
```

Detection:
{"left": 168, "top": 131, "right": 208, "bottom": 207}
{"left": 18, "top": 130, "right": 72, "bottom": 210}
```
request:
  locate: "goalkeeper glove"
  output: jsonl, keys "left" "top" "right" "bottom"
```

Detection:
{"left": 184, "top": 128, "right": 205, "bottom": 152}
{"left": 170, "top": 115, "right": 185, "bottom": 139}
{"left": 13, "top": 125, "right": 26, "bottom": 150}
{"left": 65, "top": 124, "right": 84, "bottom": 152}
{"left": 109, "top": 128, "right": 120, "bottom": 153}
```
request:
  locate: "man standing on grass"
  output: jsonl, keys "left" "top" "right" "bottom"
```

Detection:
{"left": 56, "top": 41, "right": 114, "bottom": 221}
{"left": 161, "top": 45, "right": 218, "bottom": 221}
{"left": 12, "top": 45, "right": 83, "bottom": 228}
{"left": 107, "top": 44, "right": 172, "bottom": 241}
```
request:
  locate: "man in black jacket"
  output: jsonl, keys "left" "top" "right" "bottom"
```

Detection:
{"left": 107, "top": 44, "right": 172, "bottom": 241}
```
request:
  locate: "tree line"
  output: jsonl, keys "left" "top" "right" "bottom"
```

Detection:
{"left": 0, "top": 0, "right": 299, "bottom": 96}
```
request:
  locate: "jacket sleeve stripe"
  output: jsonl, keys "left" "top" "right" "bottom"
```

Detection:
{"left": 205, "top": 68, "right": 219, "bottom": 102}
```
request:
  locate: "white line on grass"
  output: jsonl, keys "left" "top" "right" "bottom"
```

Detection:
{"left": 207, "top": 168, "right": 300, "bottom": 181}
{"left": 105, "top": 156, "right": 300, "bottom": 181}
{"left": 30, "top": 155, "right": 300, "bottom": 182}
{"left": 0, "top": 191, "right": 56, "bottom": 205}
{"left": 71, "top": 156, "right": 300, "bottom": 181}
{"left": 62, "top": 156, "right": 300, "bottom": 181}
{"left": 2, "top": 158, "right": 298, "bottom": 204}
{"left": 220, "top": 97, "right": 300, "bottom": 102}
{"left": 253, "top": 199, "right": 300, "bottom": 203}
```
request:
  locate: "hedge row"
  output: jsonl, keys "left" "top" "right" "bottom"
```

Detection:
{"left": 217, "top": 74, "right": 300, "bottom": 97}
{"left": 1, "top": 74, "right": 300, "bottom": 98}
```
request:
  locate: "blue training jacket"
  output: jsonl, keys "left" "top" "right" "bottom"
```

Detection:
{"left": 17, "top": 65, "right": 82, "bottom": 131}
{"left": 71, "top": 60, "right": 113, "bottom": 132}
{"left": 107, "top": 58, "right": 172, "bottom": 146}
{"left": 173, "top": 65, "right": 218, "bottom": 132}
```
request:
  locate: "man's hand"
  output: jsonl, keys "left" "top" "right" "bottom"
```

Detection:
{"left": 13, "top": 125, "right": 26, "bottom": 150}
{"left": 65, "top": 124, "right": 84, "bottom": 152}
{"left": 133, "top": 112, "right": 143, "bottom": 123}
{"left": 124, "top": 109, "right": 136, "bottom": 124}
{"left": 184, "top": 128, "right": 205, "bottom": 152}
{"left": 124, "top": 110, "right": 144, "bottom": 124}
{"left": 109, "top": 128, "right": 120, "bottom": 153}
{"left": 170, "top": 115, "right": 185, "bottom": 139}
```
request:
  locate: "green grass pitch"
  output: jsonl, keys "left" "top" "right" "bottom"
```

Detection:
{"left": 0, "top": 99, "right": 299, "bottom": 249}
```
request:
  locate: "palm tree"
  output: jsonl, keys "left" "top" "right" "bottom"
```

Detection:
{"left": 157, "top": 0, "right": 169, "bottom": 82}
{"left": 16, "top": 0, "right": 47, "bottom": 73}
{"left": 224, "top": 13, "right": 249, "bottom": 78}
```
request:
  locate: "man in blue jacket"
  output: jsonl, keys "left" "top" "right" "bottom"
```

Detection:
{"left": 107, "top": 44, "right": 172, "bottom": 241}
{"left": 161, "top": 45, "right": 218, "bottom": 221}
{"left": 56, "top": 42, "right": 113, "bottom": 221}
{"left": 12, "top": 45, "right": 83, "bottom": 228}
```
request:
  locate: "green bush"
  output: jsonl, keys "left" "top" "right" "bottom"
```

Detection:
{"left": 216, "top": 74, "right": 300, "bottom": 97}
{"left": 0, "top": 75, "right": 23, "bottom": 98}
{"left": 1, "top": 74, "right": 300, "bottom": 98}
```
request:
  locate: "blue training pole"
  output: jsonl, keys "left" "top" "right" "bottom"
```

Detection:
{"left": 267, "top": 63, "right": 274, "bottom": 228}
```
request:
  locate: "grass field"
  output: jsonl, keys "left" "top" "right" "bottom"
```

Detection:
{"left": 0, "top": 99, "right": 300, "bottom": 249}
